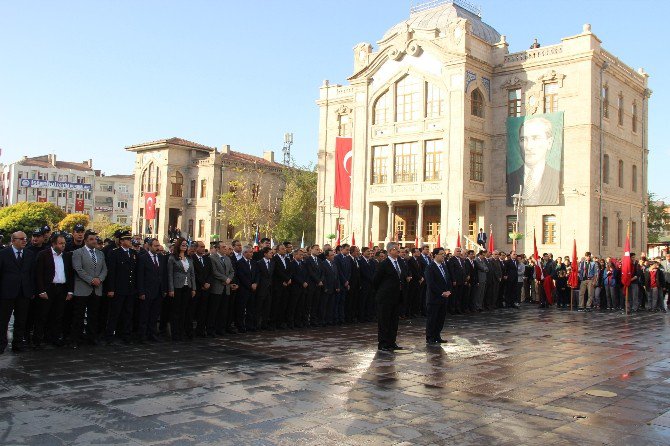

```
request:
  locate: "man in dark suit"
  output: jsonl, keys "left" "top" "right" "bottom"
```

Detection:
{"left": 0, "top": 231, "right": 36, "bottom": 353}
{"left": 334, "top": 244, "right": 352, "bottom": 325}
{"left": 255, "top": 246, "right": 274, "bottom": 330}
{"left": 424, "top": 248, "right": 453, "bottom": 344}
{"left": 447, "top": 247, "right": 467, "bottom": 314}
{"left": 191, "top": 241, "right": 213, "bottom": 337}
{"left": 320, "top": 248, "right": 339, "bottom": 326}
{"left": 503, "top": 251, "right": 521, "bottom": 309}
{"left": 476, "top": 229, "right": 487, "bottom": 250}
{"left": 373, "top": 242, "right": 408, "bottom": 352}
{"left": 305, "top": 245, "right": 323, "bottom": 327}
{"left": 288, "top": 249, "right": 308, "bottom": 329}
{"left": 347, "top": 246, "right": 362, "bottom": 323}
{"left": 271, "top": 243, "right": 291, "bottom": 329}
{"left": 406, "top": 248, "right": 423, "bottom": 318}
{"left": 252, "top": 238, "right": 271, "bottom": 262}
{"left": 34, "top": 233, "right": 72, "bottom": 347}
{"left": 464, "top": 250, "right": 478, "bottom": 313}
{"left": 358, "top": 247, "right": 375, "bottom": 322}
{"left": 234, "top": 246, "right": 257, "bottom": 333}
{"left": 104, "top": 230, "right": 138, "bottom": 344}
{"left": 136, "top": 238, "right": 168, "bottom": 342}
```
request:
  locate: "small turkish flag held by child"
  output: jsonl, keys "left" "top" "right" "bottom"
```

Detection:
{"left": 145, "top": 192, "right": 157, "bottom": 220}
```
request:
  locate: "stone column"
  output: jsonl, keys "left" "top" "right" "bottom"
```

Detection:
{"left": 417, "top": 199, "right": 425, "bottom": 246}
{"left": 386, "top": 201, "right": 394, "bottom": 243}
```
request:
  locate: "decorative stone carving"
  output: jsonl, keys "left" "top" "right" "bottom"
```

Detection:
{"left": 499, "top": 75, "right": 527, "bottom": 90}
{"left": 390, "top": 46, "right": 405, "bottom": 61}
{"left": 481, "top": 77, "right": 491, "bottom": 100}
{"left": 537, "top": 69, "right": 566, "bottom": 87}
{"left": 406, "top": 41, "right": 423, "bottom": 57}
{"left": 336, "top": 105, "right": 352, "bottom": 116}
{"left": 465, "top": 70, "right": 477, "bottom": 92}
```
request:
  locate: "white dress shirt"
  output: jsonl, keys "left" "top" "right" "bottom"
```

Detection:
{"left": 52, "top": 248, "right": 66, "bottom": 284}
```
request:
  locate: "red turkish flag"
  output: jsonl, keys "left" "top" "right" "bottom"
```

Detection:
{"left": 456, "top": 231, "right": 461, "bottom": 248}
{"left": 436, "top": 232, "right": 440, "bottom": 248}
{"left": 334, "top": 137, "right": 352, "bottom": 210}
{"left": 621, "top": 228, "right": 632, "bottom": 289}
{"left": 533, "top": 228, "right": 542, "bottom": 281}
{"left": 37, "top": 197, "right": 47, "bottom": 203}
{"left": 351, "top": 232, "right": 356, "bottom": 246}
{"left": 488, "top": 228, "right": 494, "bottom": 252}
{"left": 568, "top": 238, "right": 579, "bottom": 289}
{"left": 75, "top": 198, "right": 84, "bottom": 212}
{"left": 145, "top": 192, "right": 157, "bottom": 220}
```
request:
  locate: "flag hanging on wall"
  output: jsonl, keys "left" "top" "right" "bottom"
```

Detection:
{"left": 144, "top": 192, "right": 156, "bottom": 220}
{"left": 334, "top": 137, "right": 352, "bottom": 210}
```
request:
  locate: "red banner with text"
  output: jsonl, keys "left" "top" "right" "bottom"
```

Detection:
{"left": 334, "top": 137, "right": 352, "bottom": 210}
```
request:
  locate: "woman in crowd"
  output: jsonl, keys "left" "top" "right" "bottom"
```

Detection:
{"left": 167, "top": 238, "right": 196, "bottom": 341}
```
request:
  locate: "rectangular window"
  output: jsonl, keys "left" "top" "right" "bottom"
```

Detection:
{"left": 394, "top": 142, "right": 419, "bottom": 183}
{"left": 187, "top": 219, "right": 194, "bottom": 238}
{"left": 117, "top": 201, "right": 128, "bottom": 209}
{"left": 200, "top": 179, "right": 207, "bottom": 198}
{"left": 338, "top": 115, "right": 351, "bottom": 137}
{"left": 602, "top": 86, "right": 609, "bottom": 119}
{"left": 506, "top": 215, "right": 517, "bottom": 243}
{"left": 602, "top": 216, "right": 608, "bottom": 247}
{"left": 631, "top": 221, "right": 637, "bottom": 248}
{"left": 396, "top": 76, "right": 422, "bottom": 122}
{"left": 632, "top": 165, "right": 638, "bottom": 192}
{"left": 617, "top": 218, "right": 623, "bottom": 247}
{"left": 603, "top": 154, "right": 610, "bottom": 184}
{"left": 469, "top": 138, "right": 484, "bottom": 182}
{"left": 618, "top": 160, "right": 624, "bottom": 188}
{"left": 543, "top": 83, "right": 558, "bottom": 113}
{"left": 374, "top": 91, "right": 390, "bottom": 125}
{"left": 371, "top": 145, "right": 389, "bottom": 184}
{"left": 508, "top": 88, "right": 521, "bottom": 117}
{"left": 618, "top": 95, "right": 624, "bottom": 126}
{"left": 424, "top": 140, "right": 443, "bottom": 181}
{"left": 190, "top": 180, "right": 196, "bottom": 199}
{"left": 632, "top": 102, "right": 638, "bottom": 133}
{"left": 426, "top": 83, "right": 445, "bottom": 118}
{"left": 198, "top": 219, "right": 205, "bottom": 238}
{"left": 542, "top": 214, "right": 557, "bottom": 245}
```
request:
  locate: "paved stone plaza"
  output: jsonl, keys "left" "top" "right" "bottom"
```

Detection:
{"left": 2, "top": 307, "right": 670, "bottom": 445}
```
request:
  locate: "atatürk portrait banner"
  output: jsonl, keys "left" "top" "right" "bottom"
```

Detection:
{"left": 506, "top": 112, "right": 564, "bottom": 206}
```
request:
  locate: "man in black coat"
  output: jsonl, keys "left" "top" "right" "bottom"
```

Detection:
{"left": 288, "top": 249, "right": 308, "bottom": 329}
{"left": 0, "top": 231, "right": 36, "bottom": 353}
{"left": 136, "top": 238, "right": 168, "bottom": 341}
{"left": 424, "top": 248, "right": 453, "bottom": 344}
{"left": 406, "top": 248, "right": 423, "bottom": 318}
{"left": 304, "top": 244, "right": 323, "bottom": 327}
{"left": 271, "top": 244, "right": 291, "bottom": 329}
{"left": 34, "top": 233, "right": 72, "bottom": 347}
{"left": 252, "top": 238, "right": 271, "bottom": 262}
{"left": 191, "top": 241, "right": 213, "bottom": 337}
{"left": 503, "top": 251, "right": 521, "bottom": 309}
{"left": 334, "top": 244, "right": 352, "bottom": 325}
{"left": 358, "top": 247, "right": 375, "bottom": 322}
{"left": 347, "top": 246, "right": 362, "bottom": 323}
{"left": 234, "top": 246, "right": 258, "bottom": 333}
{"left": 255, "top": 247, "right": 274, "bottom": 330}
{"left": 320, "top": 248, "right": 339, "bottom": 326}
{"left": 104, "top": 231, "right": 138, "bottom": 344}
{"left": 447, "top": 247, "right": 467, "bottom": 314}
{"left": 464, "top": 250, "right": 478, "bottom": 313}
{"left": 373, "top": 242, "right": 408, "bottom": 352}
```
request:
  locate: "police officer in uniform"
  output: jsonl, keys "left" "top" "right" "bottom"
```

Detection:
{"left": 104, "top": 230, "right": 138, "bottom": 344}
{"left": 65, "top": 224, "right": 86, "bottom": 252}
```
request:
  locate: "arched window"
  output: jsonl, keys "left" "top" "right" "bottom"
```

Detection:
{"left": 603, "top": 154, "right": 610, "bottom": 184}
{"left": 632, "top": 164, "right": 638, "bottom": 192}
{"left": 155, "top": 167, "right": 161, "bottom": 194}
{"left": 146, "top": 162, "right": 153, "bottom": 193}
{"left": 618, "top": 160, "right": 624, "bottom": 188}
{"left": 373, "top": 90, "right": 390, "bottom": 124}
{"left": 395, "top": 75, "right": 422, "bottom": 122}
{"left": 171, "top": 171, "right": 183, "bottom": 197}
{"left": 140, "top": 169, "right": 147, "bottom": 193}
{"left": 426, "top": 82, "right": 445, "bottom": 118}
{"left": 471, "top": 88, "right": 484, "bottom": 118}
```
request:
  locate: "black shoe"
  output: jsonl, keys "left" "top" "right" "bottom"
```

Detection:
{"left": 437, "top": 338, "right": 448, "bottom": 343}
{"left": 391, "top": 345, "right": 405, "bottom": 350}
{"left": 426, "top": 340, "right": 439, "bottom": 345}
{"left": 513, "top": 303, "right": 520, "bottom": 309}
{"left": 378, "top": 347, "right": 394, "bottom": 352}
{"left": 148, "top": 335, "right": 161, "bottom": 342}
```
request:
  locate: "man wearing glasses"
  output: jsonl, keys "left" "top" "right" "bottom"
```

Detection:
{"left": 0, "top": 232, "right": 36, "bottom": 353}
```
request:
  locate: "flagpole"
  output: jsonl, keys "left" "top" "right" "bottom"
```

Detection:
{"left": 625, "top": 222, "right": 630, "bottom": 316}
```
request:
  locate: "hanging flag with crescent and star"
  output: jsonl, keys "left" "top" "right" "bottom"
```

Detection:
{"left": 145, "top": 192, "right": 157, "bottom": 220}
{"left": 334, "top": 137, "right": 352, "bottom": 210}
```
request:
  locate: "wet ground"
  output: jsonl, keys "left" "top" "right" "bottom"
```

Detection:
{"left": 2, "top": 305, "right": 670, "bottom": 445}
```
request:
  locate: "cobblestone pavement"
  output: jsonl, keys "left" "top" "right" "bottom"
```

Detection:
{"left": 2, "top": 306, "right": 670, "bottom": 445}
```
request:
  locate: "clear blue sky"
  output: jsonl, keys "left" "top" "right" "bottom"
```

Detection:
{"left": 1, "top": 0, "right": 667, "bottom": 195}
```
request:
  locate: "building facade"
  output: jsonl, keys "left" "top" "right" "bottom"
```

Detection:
{"left": 316, "top": 0, "right": 650, "bottom": 258}
{"left": 126, "top": 137, "right": 286, "bottom": 246}
{"left": 1, "top": 154, "right": 96, "bottom": 216}
{"left": 94, "top": 173, "right": 134, "bottom": 225}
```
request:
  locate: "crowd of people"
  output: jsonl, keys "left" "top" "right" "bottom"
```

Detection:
{"left": 0, "top": 223, "right": 668, "bottom": 354}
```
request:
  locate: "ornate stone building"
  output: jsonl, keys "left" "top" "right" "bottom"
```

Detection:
{"left": 316, "top": 0, "right": 650, "bottom": 257}
{"left": 126, "top": 138, "right": 285, "bottom": 246}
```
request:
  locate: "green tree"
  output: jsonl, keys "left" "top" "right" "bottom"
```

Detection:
{"left": 90, "top": 214, "right": 131, "bottom": 240}
{"left": 219, "top": 166, "right": 279, "bottom": 242}
{"left": 0, "top": 202, "right": 66, "bottom": 235}
{"left": 647, "top": 192, "right": 669, "bottom": 243}
{"left": 57, "top": 213, "right": 90, "bottom": 233}
{"left": 273, "top": 164, "right": 317, "bottom": 245}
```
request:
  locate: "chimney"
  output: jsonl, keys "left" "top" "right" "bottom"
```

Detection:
{"left": 220, "top": 144, "right": 231, "bottom": 154}
{"left": 263, "top": 151, "right": 274, "bottom": 163}
{"left": 48, "top": 154, "right": 56, "bottom": 165}
{"left": 84, "top": 159, "right": 93, "bottom": 168}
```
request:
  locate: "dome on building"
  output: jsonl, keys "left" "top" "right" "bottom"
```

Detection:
{"left": 382, "top": 1, "right": 501, "bottom": 44}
